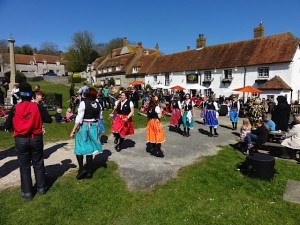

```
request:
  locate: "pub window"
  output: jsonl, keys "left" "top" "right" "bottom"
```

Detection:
{"left": 224, "top": 69, "right": 232, "bottom": 79}
{"left": 204, "top": 71, "right": 212, "bottom": 81}
{"left": 258, "top": 67, "right": 269, "bottom": 78}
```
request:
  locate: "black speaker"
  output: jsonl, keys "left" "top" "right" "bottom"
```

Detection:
{"left": 238, "top": 153, "right": 275, "bottom": 181}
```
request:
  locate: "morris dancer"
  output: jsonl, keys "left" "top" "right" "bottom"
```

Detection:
{"left": 111, "top": 91, "right": 134, "bottom": 152}
{"left": 70, "top": 87, "right": 103, "bottom": 180}
{"left": 228, "top": 95, "right": 240, "bottom": 130}
{"left": 181, "top": 93, "right": 195, "bottom": 137}
{"left": 205, "top": 96, "right": 219, "bottom": 137}
{"left": 170, "top": 95, "right": 182, "bottom": 133}
{"left": 146, "top": 96, "right": 165, "bottom": 157}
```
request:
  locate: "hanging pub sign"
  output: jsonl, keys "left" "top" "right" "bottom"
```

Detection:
{"left": 186, "top": 73, "right": 198, "bottom": 84}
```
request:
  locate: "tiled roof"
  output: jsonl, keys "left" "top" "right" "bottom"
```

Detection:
{"left": 133, "top": 52, "right": 159, "bottom": 74}
{"left": 33, "top": 54, "right": 62, "bottom": 63}
{"left": 5, "top": 53, "right": 62, "bottom": 64}
{"left": 98, "top": 53, "right": 135, "bottom": 73}
{"left": 259, "top": 75, "right": 291, "bottom": 90}
{"left": 148, "top": 32, "right": 300, "bottom": 74}
{"left": 92, "top": 56, "right": 106, "bottom": 67}
{"left": 14, "top": 54, "right": 34, "bottom": 64}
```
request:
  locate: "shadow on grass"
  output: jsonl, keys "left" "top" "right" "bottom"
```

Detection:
{"left": 45, "top": 159, "right": 77, "bottom": 191}
{"left": 92, "top": 149, "right": 111, "bottom": 172}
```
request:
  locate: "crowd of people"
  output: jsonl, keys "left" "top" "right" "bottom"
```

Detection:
{"left": 2, "top": 81, "right": 300, "bottom": 201}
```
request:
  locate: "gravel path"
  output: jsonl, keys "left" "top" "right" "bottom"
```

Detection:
{"left": 0, "top": 115, "right": 241, "bottom": 191}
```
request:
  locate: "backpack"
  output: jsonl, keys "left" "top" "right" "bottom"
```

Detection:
{"left": 12, "top": 101, "right": 43, "bottom": 137}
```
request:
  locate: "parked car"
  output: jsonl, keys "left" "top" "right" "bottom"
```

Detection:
{"left": 43, "top": 72, "right": 58, "bottom": 76}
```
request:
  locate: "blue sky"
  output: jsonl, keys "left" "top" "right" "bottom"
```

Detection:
{"left": 0, "top": 0, "right": 299, "bottom": 54}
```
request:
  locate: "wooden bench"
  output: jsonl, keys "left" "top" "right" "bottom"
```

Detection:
{"left": 254, "top": 141, "right": 300, "bottom": 161}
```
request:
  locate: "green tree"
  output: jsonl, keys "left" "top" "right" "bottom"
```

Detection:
{"left": 14, "top": 44, "right": 34, "bottom": 55}
{"left": 65, "top": 31, "right": 98, "bottom": 72}
{"left": 4, "top": 71, "right": 27, "bottom": 83}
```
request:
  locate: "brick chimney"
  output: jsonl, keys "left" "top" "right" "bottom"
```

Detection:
{"left": 123, "top": 37, "right": 128, "bottom": 46}
{"left": 155, "top": 43, "right": 159, "bottom": 51}
{"left": 254, "top": 21, "right": 264, "bottom": 38}
{"left": 196, "top": 34, "right": 206, "bottom": 49}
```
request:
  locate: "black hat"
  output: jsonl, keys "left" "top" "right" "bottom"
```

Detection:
{"left": 19, "top": 82, "right": 32, "bottom": 97}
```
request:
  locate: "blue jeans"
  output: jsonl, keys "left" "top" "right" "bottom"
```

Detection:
{"left": 15, "top": 134, "right": 46, "bottom": 196}
{"left": 246, "top": 133, "right": 258, "bottom": 145}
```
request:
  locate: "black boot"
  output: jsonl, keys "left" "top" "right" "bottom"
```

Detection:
{"left": 235, "top": 122, "right": 238, "bottom": 130}
{"left": 85, "top": 155, "right": 93, "bottom": 179}
{"left": 209, "top": 127, "right": 213, "bottom": 137}
{"left": 183, "top": 128, "right": 187, "bottom": 137}
{"left": 175, "top": 125, "right": 178, "bottom": 133}
{"left": 76, "top": 155, "right": 86, "bottom": 180}
{"left": 153, "top": 143, "right": 164, "bottom": 158}
{"left": 116, "top": 137, "right": 124, "bottom": 152}
{"left": 146, "top": 143, "right": 155, "bottom": 153}
{"left": 113, "top": 133, "right": 120, "bottom": 144}
{"left": 232, "top": 122, "right": 235, "bottom": 130}
{"left": 187, "top": 128, "right": 190, "bottom": 137}
{"left": 214, "top": 128, "right": 219, "bottom": 136}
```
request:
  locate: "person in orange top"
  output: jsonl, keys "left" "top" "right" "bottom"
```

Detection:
{"left": 146, "top": 96, "right": 165, "bottom": 157}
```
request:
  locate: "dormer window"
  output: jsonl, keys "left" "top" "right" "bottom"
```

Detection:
{"left": 143, "top": 50, "right": 149, "bottom": 55}
{"left": 30, "top": 61, "right": 35, "bottom": 66}
{"left": 43, "top": 60, "right": 47, "bottom": 65}
{"left": 56, "top": 62, "right": 60, "bottom": 66}
{"left": 132, "top": 66, "right": 139, "bottom": 73}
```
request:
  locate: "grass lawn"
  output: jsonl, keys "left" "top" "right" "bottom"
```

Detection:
{"left": 1, "top": 147, "right": 300, "bottom": 224}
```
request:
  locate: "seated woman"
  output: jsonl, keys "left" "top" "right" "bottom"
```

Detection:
{"left": 244, "top": 119, "right": 269, "bottom": 154}
{"left": 281, "top": 114, "right": 300, "bottom": 160}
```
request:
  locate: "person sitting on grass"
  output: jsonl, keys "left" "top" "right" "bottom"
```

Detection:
{"left": 55, "top": 108, "right": 67, "bottom": 123}
{"left": 244, "top": 119, "right": 269, "bottom": 155}
{"left": 66, "top": 108, "right": 75, "bottom": 121}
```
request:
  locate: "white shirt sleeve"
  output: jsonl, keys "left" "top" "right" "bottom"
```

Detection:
{"left": 129, "top": 101, "right": 134, "bottom": 108}
{"left": 178, "top": 101, "right": 182, "bottom": 109}
{"left": 214, "top": 102, "right": 219, "bottom": 111}
{"left": 155, "top": 105, "right": 161, "bottom": 114}
{"left": 75, "top": 101, "right": 85, "bottom": 124}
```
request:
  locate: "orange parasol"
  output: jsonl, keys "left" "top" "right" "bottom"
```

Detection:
{"left": 232, "top": 85, "right": 262, "bottom": 93}
{"left": 130, "top": 81, "right": 145, "bottom": 85}
{"left": 170, "top": 85, "right": 185, "bottom": 91}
